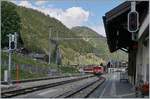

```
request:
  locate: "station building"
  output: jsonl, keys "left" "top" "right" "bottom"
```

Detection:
{"left": 103, "top": 1, "right": 149, "bottom": 85}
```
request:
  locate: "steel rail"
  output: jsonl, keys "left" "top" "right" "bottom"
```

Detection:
{"left": 56, "top": 77, "right": 106, "bottom": 98}
{"left": 1, "top": 75, "right": 94, "bottom": 98}
{"left": 1, "top": 74, "right": 88, "bottom": 84}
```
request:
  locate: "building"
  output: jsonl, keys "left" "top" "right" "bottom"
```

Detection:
{"left": 103, "top": 1, "right": 149, "bottom": 85}
{"left": 28, "top": 53, "right": 47, "bottom": 61}
{"left": 136, "top": 12, "right": 149, "bottom": 84}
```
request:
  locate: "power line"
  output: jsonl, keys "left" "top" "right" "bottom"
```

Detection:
{"left": 50, "top": 37, "right": 103, "bottom": 40}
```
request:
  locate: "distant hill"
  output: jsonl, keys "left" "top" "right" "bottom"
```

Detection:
{"left": 1, "top": 1, "right": 127, "bottom": 65}
{"left": 71, "top": 26, "right": 107, "bottom": 58}
{"left": 71, "top": 26, "right": 128, "bottom": 61}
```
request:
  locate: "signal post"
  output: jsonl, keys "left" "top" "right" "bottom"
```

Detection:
{"left": 7, "top": 33, "right": 17, "bottom": 85}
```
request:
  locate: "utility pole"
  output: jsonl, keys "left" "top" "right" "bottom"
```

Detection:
{"left": 14, "top": 32, "right": 18, "bottom": 49}
{"left": 8, "top": 34, "right": 12, "bottom": 85}
{"left": 56, "top": 31, "right": 58, "bottom": 64}
{"left": 56, "top": 47, "right": 59, "bottom": 65}
{"left": 48, "top": 27, "right": 51, "bottom": 64}
{"left": 55, "top": 31, "right": 62, "bottom": 65}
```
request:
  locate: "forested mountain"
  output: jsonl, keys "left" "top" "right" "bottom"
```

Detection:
{"left": 1, "top": 1, "right": 127, "bottom": 65}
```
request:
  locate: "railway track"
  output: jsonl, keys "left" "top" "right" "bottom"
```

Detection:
{"left": 56, "top": 77, "right": 106, "bottom": 98}
{"left": 1, "top": 74, "right": 86, "bottom": 84}
{"left": 1, "top": 75, "right": 94, "bottom": 98}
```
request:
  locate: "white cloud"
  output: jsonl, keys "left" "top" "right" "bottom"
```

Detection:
{"left": 18, "top": 1, "right": 33, "bottom": 8}
{"left": 13, "top": 0, "right": 105, "bottom": 37}
{"left": 35, "top": 1, "right": 48, "bottom": 6}
{"left": 10, "top": 0, "right": 18, "bottom": 4}
{"left": 55, "top": 7, "right": 90, "bottom": 28}
{"left": 91, "top": 24, "right": 106, "bottom": 37}
{"left": 17, "top": 1, "right": 46, "bottom": 14}
{"left": 36, "top": 7, "right": 90, "bottom": 28}
{"left": 15, "top": 1, "right": 90, "bottom": 28}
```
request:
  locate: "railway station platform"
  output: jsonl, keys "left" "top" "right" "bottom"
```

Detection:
{"left": 98, "top": 72, "right": 149, "bottom": 98}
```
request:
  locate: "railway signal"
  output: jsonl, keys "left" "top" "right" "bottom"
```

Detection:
{"left": 10, "top": 41, "right": 15, "bottom": 49}
{"left": 128, "top": 1, "right": 139, "bottom": 33}
{"left": 7, "top": 33, "right": 18, "bottom": 84}
{"left": 128, "top": 11, "right": 139, "bottom": 32}
{"left": 9, "top": 33, "right": 17, "bottom": 50}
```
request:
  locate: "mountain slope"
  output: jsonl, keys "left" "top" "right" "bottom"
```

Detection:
{"left": 71, "top": 26, "right": 107, "bottom": 57}
{"left": 2, "top": 1, "right": 99, "bottom": 64}
{"left": 71, "top": 26, "right": 128, "bottom": 61}
{"left": 2, "top": 1, "right": 127, "bottom": 65}
{"left": 16, "top": 5, "right": 99, "bottom": 64}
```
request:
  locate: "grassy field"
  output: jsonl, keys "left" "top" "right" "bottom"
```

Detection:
{"left": 1, "top": 52, "right": 79, "bottom": 80}
{"left": 1, "top": 68, "right": 46, "bottom": 80}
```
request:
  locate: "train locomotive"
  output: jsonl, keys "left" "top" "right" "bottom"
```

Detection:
{"left": 83, "top": 65, "right": 104, "bottom": 75}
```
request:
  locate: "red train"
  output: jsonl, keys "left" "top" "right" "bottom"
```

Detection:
{"left": 83, "top": 65, "right": 104, "bottom": 75}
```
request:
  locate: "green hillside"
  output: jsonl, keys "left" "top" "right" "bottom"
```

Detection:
{"left": 1, "top": 1, "right": 127, "bottom": 66}
{"left": 71, "top": 26, "right": 107, "bottom": 58}
{"left": 71, "top": 26, "right": 128, "bottom": 61}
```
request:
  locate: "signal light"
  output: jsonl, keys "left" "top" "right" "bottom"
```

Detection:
{"left": 10, "top": 41, "right": 15, "bottom": 49}
{"left": 128, "top": 11, "right": 139, "bottom": 32}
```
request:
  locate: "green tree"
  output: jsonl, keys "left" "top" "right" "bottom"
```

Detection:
{"left": 1, "top": 1, "right": 22, "bottom": 48}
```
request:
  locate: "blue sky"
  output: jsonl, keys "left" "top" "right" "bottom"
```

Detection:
{"left": 12, "top": 0, "right": 125, "bottom": 36}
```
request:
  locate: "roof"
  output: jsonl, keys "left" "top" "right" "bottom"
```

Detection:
{"left": 29, "top": 53, "right": 46, "bottom": 58}
{"left": 103, "top": 1, "right": 149, "bottom": 53}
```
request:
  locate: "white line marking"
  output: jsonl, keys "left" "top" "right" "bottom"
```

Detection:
{"left": 116, "top": 92, "right": 135, "bottom": 97}
{"left": 111, "top": 80, "right": 116, "bottom": 97}
{"left": 112, "top": 73, "right": 117, "bottom": 96}
{"left": 99, "top": 73, "right": 118, "bottom": 98}
{"left": 99, "top": 80, "right": 111, "bottom": 97}
{"left": 38, "top": 89, "right": 58, "bottom": 96}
